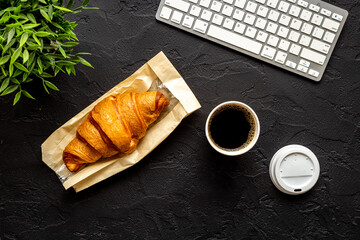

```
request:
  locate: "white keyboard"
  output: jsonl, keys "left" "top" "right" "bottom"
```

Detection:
{"left": 156, "top": 0, "right": 348, "bottom": 81}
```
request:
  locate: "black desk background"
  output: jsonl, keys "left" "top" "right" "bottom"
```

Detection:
{"left": 1, "top": 0, "right": 360, "bottom": 239}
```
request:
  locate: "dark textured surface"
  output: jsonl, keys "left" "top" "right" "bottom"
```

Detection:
{"left": 1, "top": 0, "right": 360, "bottom": 239}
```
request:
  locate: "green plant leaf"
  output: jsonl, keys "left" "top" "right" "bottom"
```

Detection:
{"left": 1, "top": 85, "right": 18, "bottom": 96}
{"left": 9, "top": 64, "right": 14, "bottom": 77}
{"left": 82, "top": 0, "right": 90, "bottom": 7}
{"left": 13, "top": 70, "right": 22, "bottom": 78}
{"left": 58, "top": 46, "right": 67, "bottom": 58}
{"left": 67, "top": 0, "right": 75, "bottom": 9}
{"left": 23, "top": 23, "right": 41, "bottom": 29}
{"left": 32, "top": 34, "right": 41, "bottom": 45}
{"left": 40, "top": 9, "right": 51, "bottom": 22}
{"left": 62, "top": 42, "right": 78, "bottom": 47}
{"left": 0, "top": 67, "right": 6, "bottom": 77}
{"left": 14, "top": 5, "right": 21, "bottom": 15}
{"left": 7, "top": 28, "right": 15, "bottom": 45}
{"left": 35, "top": 31, "right": 52, "bottom": 37}
{"left": 14, "top": 62, "right": 29, "bottom": 73}
{"left": 39, "top": 0, "right": 47, "bottom": 4}
{"left": 78, "top": 56, "right": 94, "bottom": 68}
{"left": 48, "top": 5, "right": 53, "bottom": 19}
{"left": 13, "top": 91, "right": 21, "bottom": 105}
{"left": 0, "top": 55, "right": 10, "bottom": 66}
{"left": 54, "top": 5, "right": 73, "bottom": 12}
{"left": 11, "top": 77, "right": 20, "bottom": 85}
{"left": 37, "top": 57, "right": 43, "bottom": 74}
{"left": 10, "top": 47, "right": 22, "bottom": 65}
{"left": 19, "top": 32, "right": 29, "bottom": 47}
{"left": 0, "top": 78, "right": 10, "bottom": 93}
{"left": 22, "top": 90, "right": 35, "bottom": 100}
{"left": 51, "top": 22, "right": 64, "bottom": 30}
{"left": 22, "top": 72, "right": 28, "bottom": 82}
{"left": 22, "top": 49, "right": 29, "bottom": 64}
{"left": 75, "top": 52, "right": 91, "bottom": 55}
{"left": 44, "top": 80, "right": 59, "bottom": 91}
{"left": 27, "top": 13, "right": 37, "bottom": 24}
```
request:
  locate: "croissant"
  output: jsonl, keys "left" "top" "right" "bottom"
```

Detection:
{"left": 63, "top": 91, "right": 169, "bottom": 172}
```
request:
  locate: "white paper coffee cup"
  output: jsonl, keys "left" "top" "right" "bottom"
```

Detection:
{"left": 205, "top": 101, "right": 260, "bottom": 156}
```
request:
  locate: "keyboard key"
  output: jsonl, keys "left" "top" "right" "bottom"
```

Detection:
{"left": 310, "top": 39, "right": 331, "bottom": 54}
{"left": 257, "top": 6, "right": 269, "bottom": 17}
{"left": 207, "top": 25, "right": 263, "bottom": 54}
{"left": 312, "top": 27, "right": 324, "bottom": 39}
{"left": 267, "top": 35, "right": 279, "bottom": 47}
{"left": 322, "top": 18, "right": 340, "bottom": 32}
{"left": 278, "top": 1, "right": 290, "bottom": 13}
{"left": 332, "top": 13, "right": 343, "bottom": 21}
{"left": 289, "top": 5, "right": 301, "bottom": 17}
{"left": 290, "top": 19, "right": 302, "bottom": 30}
{"left": 279, "top": 14, "right": 291, "bottom": 26}
{"left": 160, "top": 6, "right": 172, "bottom": 20}
{"left": 201, "top": 9, "right": 212, "bottom": 21}
{"left": 311, "top": 14, "right": 323, "bottom": 26}
{"left": 212, "top": 14, "right": 224, "bottom": 25}
{"left": 199, "top": 0, "right": 211, "bottom": 8}
{"left": 299, "top": 59, "right": 310, "bottom": 67}
{"left": 193, "top": 19, "right": 208, "bottom": 33}
{"left": 234, "top": 0, "right": 246, "bottom": 9}
{"left": 256, "top": 0, "right": 266, "bottom": 3}
{"left": 297, "top": 64, "right": 308, "bottom": 73}
{"left": 279, "top": 39, "right": 290, "bottom": 51}
{"left": 287, "top": 0, "right": 296, "bottom": 2}
{"left": 246, "top": 1, "right": 258, "bottom": 13}
{"left": 211, "top": 1, "right": 222, "bottom": 12}
{"left": 182, "top": 15, "right": 195, "bottom": 28}
{"left": 288, "top": 30, "right": 300, "bottom": 42}
{"left": 224, "top": 0, "right": 234, "bottom": 3}
{"left": 171, "top": 11, "right": 183, "bottom": 24}
{"left": 261, "top": 45, "right": 277, "bottom": 59}
{"left": 277, "top": 26, "right": 289, "bottom": 38}
{"left": 255, "top": 18, "right": 267, "bottom": 29}
{"left": 286, "top": 60, "right": 296, "bottom": 68}
{"left": 189, "top": 0, "right": 198, "bottom": 3}
{"left": 224, "top": 18, "right": 235, "bottom": 30}
{"left": 289, "top": 43, "right": 301, "bottom": 55}
{"left": 299, "top": 35, "right": 311, "bottom": 46}
{"left": 323, "top": 31, "right": 335, "bottom": 43}
{"left": 308, "top": 69, "right": 319, "bottom": 77}
{"left": 300, "top": 48, "right": 326, "bottom": 65}
{"left": 309, "top": 4, "right": 320, "bottom": 12}
{"left": 301, "top": 22, "right": 313, "bottom": 35}
{"left": 234, "top": 22, "right": 246, "bottom": 34}
{"left": 256, "top": 31, "right": 268, "bottom": 42}
{"left": 297, "top": 0, "right": 308, "bottom": 8}
{"left": 222, "top": 5, "right": 234, "bottom": 16}
{"left": 320, "top": 8, "right": 331, "bottom": 17}
{"left": 275, "top": 51, "right": 287, "bottom": 64}
{"left": 245, "top": 26, "right": 257, "bottom": 38}
{"left": 267, "top": 0, "right": 279, "bottom": 9}
{"left": 244, "top": 13, "right": 256, "bottom": 25}
{"left": 190, "top": 5, "right": 201, "bottom": 17}
{"left": 266, "top": 22, "right": 278, "bottom": 33}
{"left": 300, "top": 9, "right": 312, "bottom": 21}
{"left": 165, "top": 0, "right": 190, "bottom": 12}
{"left": 233, "top": 9, "right": 245, "bottom": 21}
{"left": 268, "top": 10, "right": 280, "bottom": 21}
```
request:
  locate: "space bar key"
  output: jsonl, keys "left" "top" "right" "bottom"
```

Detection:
{"left": 207, "top": 25, "right": 263, "bottom": 55}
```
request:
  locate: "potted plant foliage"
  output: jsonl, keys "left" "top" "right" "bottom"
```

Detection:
{"left": 0, "top": 0, "right": 97, "bottom": 105}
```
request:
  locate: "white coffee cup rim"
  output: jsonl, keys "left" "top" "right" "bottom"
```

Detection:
{"left": 205, "top": 101, "right": 260, "bottom": 156}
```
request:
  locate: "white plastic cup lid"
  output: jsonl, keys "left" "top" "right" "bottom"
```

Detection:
{"left": 269, "top": 145, "right": 320, "bottom": 195}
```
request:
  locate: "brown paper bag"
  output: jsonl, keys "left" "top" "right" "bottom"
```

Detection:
{"left": 41, "top": 52, "right": 201, "bottom": 192}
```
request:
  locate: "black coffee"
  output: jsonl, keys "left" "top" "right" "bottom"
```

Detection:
{"left": 209, "top": 108, "right": 251, "bottom": 149}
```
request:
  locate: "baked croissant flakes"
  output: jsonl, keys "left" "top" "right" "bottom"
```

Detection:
{"left": 63, "top": 91, "right": 169, "bottom": 172}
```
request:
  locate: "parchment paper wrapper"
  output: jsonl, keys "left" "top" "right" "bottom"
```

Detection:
{"left": 41, "top": 52, "right": 201, "bottom": 192}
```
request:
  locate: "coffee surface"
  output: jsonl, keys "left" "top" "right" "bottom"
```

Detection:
{"left": 209, "top": 108, "right": 251, "bottom": 149}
